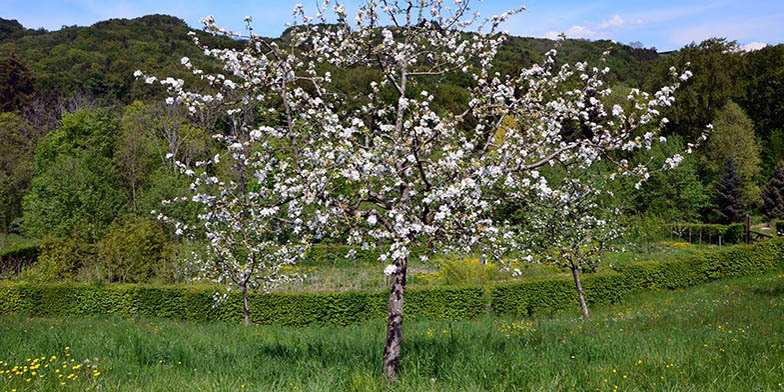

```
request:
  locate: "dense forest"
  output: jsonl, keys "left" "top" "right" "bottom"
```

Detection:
{"left": 0, "top": 14, "right": 782, "bottom": 283}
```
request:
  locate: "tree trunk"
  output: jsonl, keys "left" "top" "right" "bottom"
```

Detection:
{"left": 570, "top": 265, "right": 590, "bottom": 320}
{"left": 242, "top": 284, "right": 249, "bottom": 327}
{"left": 382, "top": 256, "right": 408, "bottom": 381}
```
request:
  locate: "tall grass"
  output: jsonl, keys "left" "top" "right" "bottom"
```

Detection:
{"left": 1, "top": 271, "right": 783, "bottom": 391}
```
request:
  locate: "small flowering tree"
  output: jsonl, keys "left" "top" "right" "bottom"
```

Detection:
{"left": 147, "top": 0, "right": 704, "bottom": 379}
{"left": 496, "top": 48, "right": 706, "bottom": 321}
{"left": 136, "top": 16, "right": 331, "bottom": 326}
{"left": 521, "top": 174, "right": 622, "bottom": 320}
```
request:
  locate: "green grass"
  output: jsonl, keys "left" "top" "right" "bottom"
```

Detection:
{"left": 2, "top": 271, "right": 784, "bottom": 391}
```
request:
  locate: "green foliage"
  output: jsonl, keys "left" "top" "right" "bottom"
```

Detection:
{"left": 646, "top": 38, "right": 746, "bottom": 142}
{"left": 0, "top": 15, "right": 243, "bottom": 103}
{"left": 0, "top": 18, "right": 27, "bottom": 42}
{"left": 0, "top": 54, "right": 34, "bottom": 112}
{"left": 624, "top": 136, "right": 711, "bottom": 222}
{"left": 97, "top": 218, "right": 169, "bottom": 283}
{"left": 703, "top": 101, "right": 762, "bottom": 206}
{"left": 22, "top": 236, "right": 92, "bottom": 283}
{"left": 762, "top": 129, "right": 784, "bottom": 178}
{"left": 0, "top": 283, "right": 485, "bottom": 326}
{"left": 740, "top": 45, "right": 784, "bottom": 145}
{"left": 115, "top": 102, "right": 158, "bottom": 215}
{"left": 2, "top": 237, "right": 782, "bottom": 325}
{"left": 761, "top": 162, "right": 784, "bottom": 222}
{"left": 0, "top": 112, "right": 35, "bottom": 234}
{"left": 22, "top": 109, "right": 126, "bottom": 241}
{"left": 414, "top": 257, "right": 506, "bottom": 286}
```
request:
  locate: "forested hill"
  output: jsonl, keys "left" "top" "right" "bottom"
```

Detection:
{"left": 0, "top": 13, "right": 783, "bottom": 238}
{"left": 0, "top": 15, "right": 246, "bottom": 103}
{"left": 0, "top": 14, "right": 659, "bottom": 105}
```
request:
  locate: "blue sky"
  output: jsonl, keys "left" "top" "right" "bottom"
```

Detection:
{"left": 2, "top": 0, "right": 782, "bottom": 51}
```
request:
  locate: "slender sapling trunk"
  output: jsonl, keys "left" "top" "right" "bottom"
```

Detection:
{"left": 570, "top": 263, "right": 590, "bottom": 320}
{"left": 242, "top": 284, "right": 250, "bottom": 327}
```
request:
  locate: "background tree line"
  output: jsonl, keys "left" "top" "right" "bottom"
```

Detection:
{"left": 0, "top": 15, "right": 783, "bottom": 284}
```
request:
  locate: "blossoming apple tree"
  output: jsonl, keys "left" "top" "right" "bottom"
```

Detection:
{"left": 149, "top": 0, "right": 701, "bottom": 380}
{"left": 136, "top": 15, "right": 333, "bottom": 326}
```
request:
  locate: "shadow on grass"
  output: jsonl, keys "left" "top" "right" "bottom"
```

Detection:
{"left": 753, "top": 285, "right": 784, "bottom": 298}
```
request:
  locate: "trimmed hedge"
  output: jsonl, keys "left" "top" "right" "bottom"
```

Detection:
{"left": 0, "top": 282, "right": 485, "bottom": 326}
{"left": 0, "top": 241, "right": 40, "bottom": 278}
{"left": 491, "top": 237, "right": 784, "bottom": 317}
{"left": 1, "top": 237, "right": 783, "bottom": 325}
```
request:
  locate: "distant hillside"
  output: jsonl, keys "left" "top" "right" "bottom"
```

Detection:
{"left": 0, "top": 15, "right": 658, "bottom": 105}
{"left": 0, "top": 15, "right": 243, "bottom": 104}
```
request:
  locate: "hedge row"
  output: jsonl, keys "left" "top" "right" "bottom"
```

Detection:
{"left": 1, "top": 237, "right": 783, "bottom": 325}
{"left": 490, "top": 237, "right": 784, "bottom": 316}
{"left": 0, "top": 282, "right": 485, "bottom": 326}
{"left": 0, "top": 241, "right": 40, "bottom": 278}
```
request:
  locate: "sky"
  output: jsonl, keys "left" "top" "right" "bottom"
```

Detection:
{"left": 2, "top": 0, "right": 782, "bottom": 52}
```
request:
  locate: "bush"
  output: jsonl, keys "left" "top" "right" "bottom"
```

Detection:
{"left": 97, "top": 218, "right": 169, "bottom": 283}
{"left": 21, "top": 236, "right": 92, "bottom": 283}
{"left": 413, "top": 257, "right": 505, "bottom": 286}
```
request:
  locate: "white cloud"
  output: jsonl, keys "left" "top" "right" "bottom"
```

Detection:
{"left": 741, "top": 42, "right": 768, "bottom": 52}
{"left": 600, "top": 15, "right": 624, "bottom": 29}
{"left": 545, "top": 25, "right": 601, "bottom": 40}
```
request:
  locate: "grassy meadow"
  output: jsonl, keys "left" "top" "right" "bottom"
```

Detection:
{"left": 1, "top": 271, "right": 783, "bottom": 391}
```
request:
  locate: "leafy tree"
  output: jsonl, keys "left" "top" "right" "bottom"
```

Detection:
{"left": 116, "top": 102, "right": 157, "bottom": 215}
{"left": 0, "top": 54, "right": 35, "bottom": 112}
{"left": 714, "top": 157, "right": 746, "bottom": 224}
{"left": 0, "top": 18, "right": 27, "bottom": 42}
{"left": 524, "top": 173, "right": 622, "bottom": 320}
{"left": 627, "top": 136, "right": 711, "bottom": 222}
{"left": 761, "top": 162, "right": 784, "bottom": 222}
{"left": 0, "top": 113, "right": 35, "bottom": 234}
{"left": 646, "top": 38, "right": 745, "bottom": 142}
{"left": 22, "top": 109, "right": 126, "bottom": 241}
{"left": 741, "top": 45, "right": 784, "bottom": 143}
{"left": 703, "top": 101, "right": 762, "bottom": 206}
{"left": 761, "top": 129, "right": 784, "bottom": 178}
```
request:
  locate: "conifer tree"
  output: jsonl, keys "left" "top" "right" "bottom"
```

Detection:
{"left": 761, "top": 162, "right": 784, "bottom": 221}
{"left": 714, "top": 157, "right": 746, "bottom": 223}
